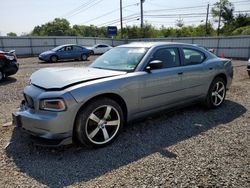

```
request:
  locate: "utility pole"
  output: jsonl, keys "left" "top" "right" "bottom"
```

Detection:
{"left": 120, "top": 0, "right": 123, "bottom": 38}
{"left": 217, "top": 0, "right": 222, "bottom": 36}
{"left": 140, "top": 0, "right": 145, "bottom": 28}
{"left": 205, "top": 3, "right": 210, "bottom": 35}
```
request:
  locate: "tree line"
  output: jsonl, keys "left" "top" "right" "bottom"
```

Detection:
{"left": 7, "top": 0, "right": 250, "bottom": 38}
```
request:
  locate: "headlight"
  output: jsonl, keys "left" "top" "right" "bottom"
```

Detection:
{"left": 39, "top": 99, "right": 66, "bottom": 112}
{"left": 4, "top": 55, "right": 15, "bottom": 61}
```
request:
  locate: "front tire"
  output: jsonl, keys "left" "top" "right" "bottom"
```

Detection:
{"left": 50, "top": 55, "right": 58, "bottom": 63}
{"left": 75, "top": 98, "right": 124, "bottom": 148}
{"left": 205, "top": 77, "right": 226, "bottom": 109}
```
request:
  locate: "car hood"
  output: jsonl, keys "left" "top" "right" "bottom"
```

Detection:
{"left": 30, "top": 67, "right": 126, "bottom": 90}
{"left": 40, "top": 50, "right": 55, "bottom": 56}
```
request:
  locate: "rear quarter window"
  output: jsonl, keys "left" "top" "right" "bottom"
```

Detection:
{"left": 182, "top": 48, "right": 206, "bottom": 66}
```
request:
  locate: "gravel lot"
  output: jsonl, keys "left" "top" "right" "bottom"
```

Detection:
{"left": 0, "top": 57, "right": 249, "bottom": 187}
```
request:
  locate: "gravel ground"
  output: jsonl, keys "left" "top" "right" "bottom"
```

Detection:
{"left": 0, "top": 57, "right": 249, "bottom": 187}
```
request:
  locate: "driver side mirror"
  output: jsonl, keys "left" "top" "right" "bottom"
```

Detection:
{"left": 145, "top": 60, "right": 163, "bottom": 73}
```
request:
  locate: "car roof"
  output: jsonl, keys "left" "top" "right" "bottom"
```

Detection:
{"left": 58, "top": 44, "right": 81, "bottom": 47}
{"left": 94, "top": 44, "right": 111, "bottom": 46}
{"left": 118, "top": 42, "right": 195, "bottom": 48}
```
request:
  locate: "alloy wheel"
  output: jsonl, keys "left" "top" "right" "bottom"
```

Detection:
{"left": 211, "top": 81, "right": 225, "bottom": 106}
{"left": 85, "top": 105, "right": 121, "bottom": 145}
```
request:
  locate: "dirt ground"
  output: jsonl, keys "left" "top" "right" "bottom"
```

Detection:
{"left": 0, "top": 57, "right": 249, "bottom": 187}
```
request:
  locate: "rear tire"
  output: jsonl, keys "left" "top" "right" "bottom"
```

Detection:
{"left": 75, "top": 97, "right": 124, "bottom": 148}
{"left": 0, "top": 70, "right": 4, "bottom": 81}
{"left": 50, "top": 55, "right": 58, "bottom": 63}
{"left": 248, "top": 71, "right": 250, "bottom": 77}
{"left": 204, "top": 77, "right": 226, "bottom": 109}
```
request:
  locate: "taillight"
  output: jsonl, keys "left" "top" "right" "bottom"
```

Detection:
{"left": 0, "top": 53, "right": 5, "bottom": 60}
{"left": 4, "top": 54, "right": 15, "bottom": 61}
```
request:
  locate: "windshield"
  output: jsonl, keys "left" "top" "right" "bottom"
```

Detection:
{"left": 90, "top": 47, "right": 148, "bottom": 71}
{"left": 52, "top": 46, "right": 64, "bottom": 51}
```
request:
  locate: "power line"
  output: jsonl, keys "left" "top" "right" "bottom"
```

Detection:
{"left": 143, "top": 1, "right": 250, "bottom": 14}
{"left": 144, "top": 5, "right": 207, "bottom": 13}
{"left": 78, "top": 3, "right": 139, "bottom": 25}
{"left": 83, "top": 8, "right": 120, "bottom": 24}
{"left": 97, "top": 13, "right": 140, "bottom": 27}
{"left": 61, "top": 0, "right": 104, "bottom": 19}
{"left": 67, "top": 0, "right": 104, "bottom": 19}
{"left": 94, "top": 1, "right": 250, "bottom": 28}
{"left": 61, "top": 0, "right": 93, "bottom": 18}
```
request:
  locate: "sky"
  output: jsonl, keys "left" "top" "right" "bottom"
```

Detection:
{"left": 0, "top": 0, "right": 249, "bottom": 36}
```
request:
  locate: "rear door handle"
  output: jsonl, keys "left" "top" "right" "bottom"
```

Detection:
{"left": 209, "top": 67, "right": 213, "bottom": 70}
{"left": 178, "top": 72, "right": 183, "bottom": 75}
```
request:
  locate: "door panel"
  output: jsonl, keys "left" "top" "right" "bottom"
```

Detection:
{"left": 139, "top": 47, "right": 185, "bottom": 112}
{"left": 178, "top": 64, "right": 208, "bottom": 99}
{"left": 139, "top": 68, "right": 183, "bottom": 111}
{"left": 180, "top": 48, "right": 212, "bottom": 99}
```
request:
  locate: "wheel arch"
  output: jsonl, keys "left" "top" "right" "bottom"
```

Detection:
{"left": 72, "top": 93, "right": 128, "bottom": 142}
{"left": 214, "top": 73, "right": 227, "bottom": 85}
{"left": 50, "top": 54, "right": 59, "bottom": 61}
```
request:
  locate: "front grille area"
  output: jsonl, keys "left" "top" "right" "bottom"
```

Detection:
{"left": 24, "top": 94, "right": 34, "bottom": 109}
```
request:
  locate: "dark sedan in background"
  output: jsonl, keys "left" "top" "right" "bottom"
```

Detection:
{"left": 0, "top": 50, "right": 19, "bottom": 81}
{"left": 39, "top": 44, "right": 91, "bottom": 63}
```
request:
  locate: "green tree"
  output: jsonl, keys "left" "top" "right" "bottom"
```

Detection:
{"left": 7, "top": 32, "right": 17, "bottom": 37}
{"left": 71, "top": 25, "right": 86, "bottom": 36}
{"left": 31, "top": 18, "right": 72, "bottom": 36}
{"left": 160, "top": 27, "right": 177, "bottom": 37}
{"left": 47, "top": 18, "right": 71, "bottom": 36}
{"left": 211, "top": 0, "right": 234, "bottom": 25}
{"left": 223, "top": 14, "right": 250, "bottom": 35}
{"left": 193, "top": 23, "right": 215, "bottom": 36}
{"left": 232, "top": 25, "right": 250, "bottom": 35}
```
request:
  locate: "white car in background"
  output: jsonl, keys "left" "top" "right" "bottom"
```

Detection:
{"left": 88, "top": 44, "right": 113, "bottom": 55}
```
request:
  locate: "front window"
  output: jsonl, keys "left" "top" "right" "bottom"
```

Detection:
{"left": 152, "top": 48, "right": 180, "bottom": 68}
{"left": 90, "top": 47, "right": 148, "bottom": 71}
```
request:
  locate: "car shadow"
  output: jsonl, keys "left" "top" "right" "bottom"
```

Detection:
{"left": 5, "top": 100, "right": 246, "bottom": 187}
{"left": 0, "top": 77, "right": 17, "bottom": 86}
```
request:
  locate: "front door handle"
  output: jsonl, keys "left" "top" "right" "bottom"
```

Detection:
{"left": 178, "top": 72, "right": 183, "bottom": 75}
{"left": 209, "top": 67, "right": 213, "bottom": 70}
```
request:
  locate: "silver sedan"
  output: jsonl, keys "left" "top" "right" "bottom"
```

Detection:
{"left": 13, "top": 42, "right": 233, "bottom": 147}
